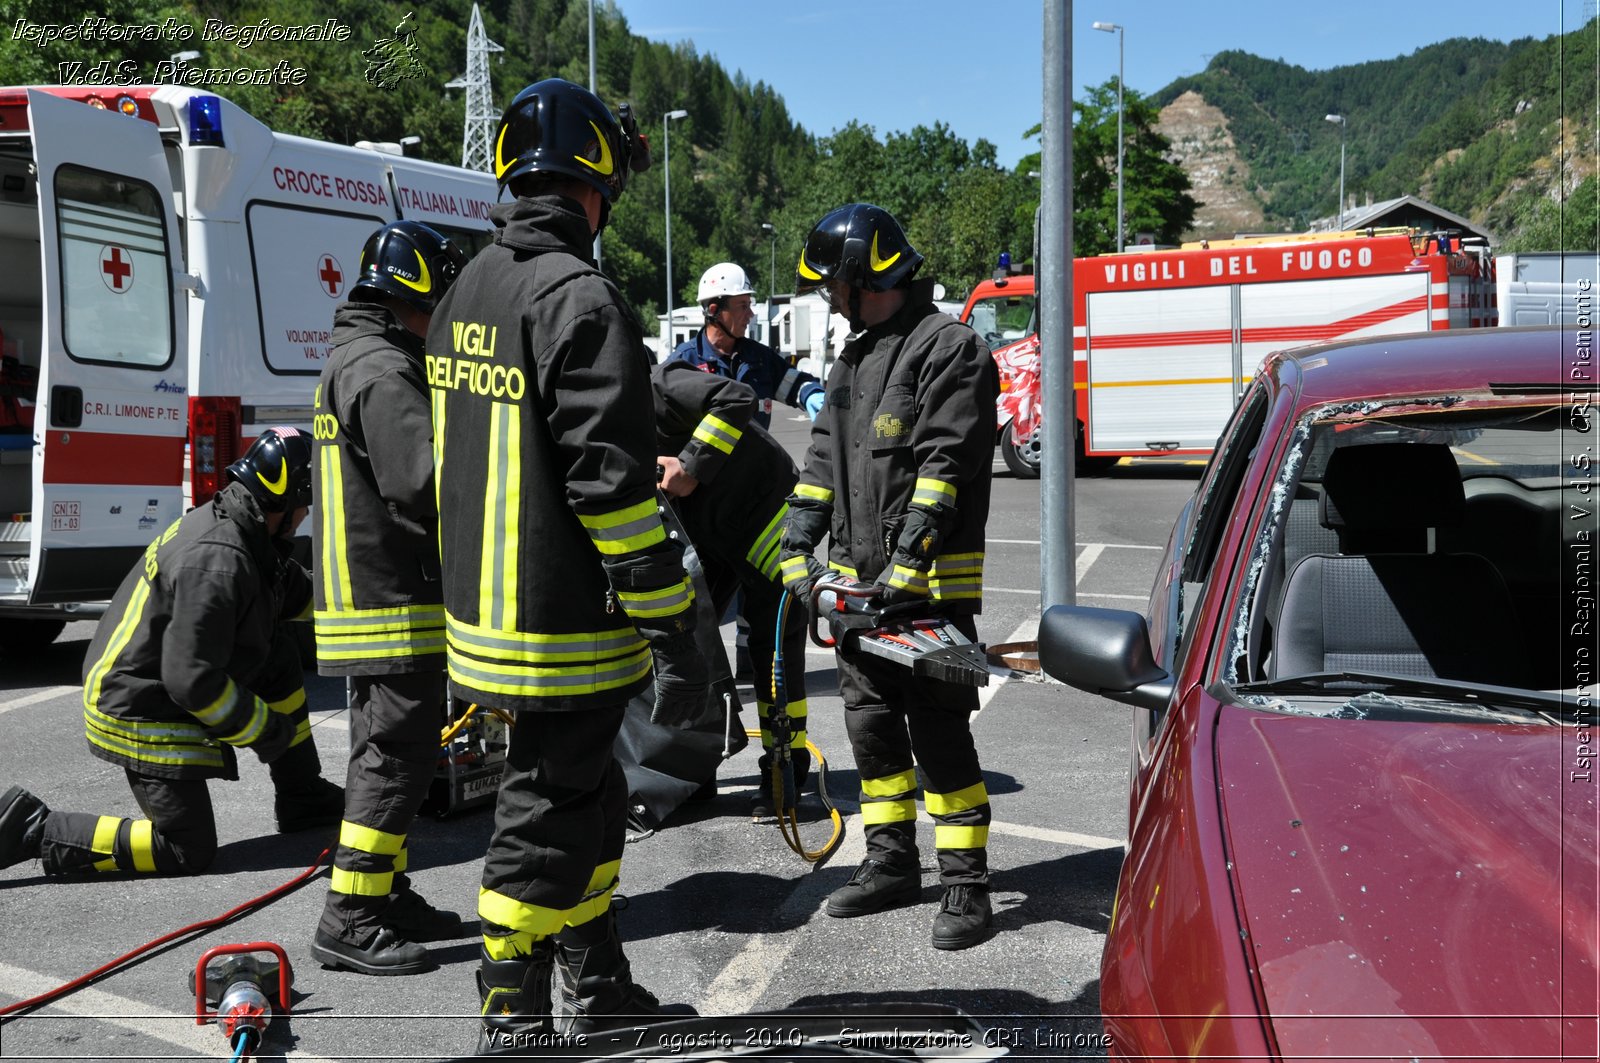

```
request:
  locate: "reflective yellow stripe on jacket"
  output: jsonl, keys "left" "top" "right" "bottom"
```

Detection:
{"left": 445, "top": 614, "right": 652, "bottom": 699}
{"left": 314, "top": 604, "right": 447, "bottom": 662}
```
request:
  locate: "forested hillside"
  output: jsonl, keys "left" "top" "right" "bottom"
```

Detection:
{"left": 2, "top": 0, "right": 1593, "bottom": 314}
{"left": 1155, "top": 28, "right": 1598, "bottom": 249}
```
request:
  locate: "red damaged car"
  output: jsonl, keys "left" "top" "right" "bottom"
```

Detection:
{"left": 1039, "top": 326, "right": 1599, "bottom": 1060}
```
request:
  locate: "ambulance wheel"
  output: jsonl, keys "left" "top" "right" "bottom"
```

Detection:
{"left": 0, "top": 618, "right": 66, "bottom": 656}
{"left": 1000, "top": 423, "right": 1041, "bottom": 479}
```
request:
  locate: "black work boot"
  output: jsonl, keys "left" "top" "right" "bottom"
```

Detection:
{"left": 824, "top": 856, "right": 921, "bottom": 918}
{"left": 930, "top": 883, "right": 994, "bottom": 950}
{"left": 386, "top": 888, "right": 469, "bottom": 942}
{"left": 554, "top": 910, "right": 687, "bottom": 1036}
{"left": 0, "top": 786, "right": 49, "bottom": 870}
{"left": 310, "top": 925, "right": 432, "bottom": 976}
{"left": 269, "top": 741, "right": 345, "bottom": 833}
{"left": 476, "top": 941, "right": 555, "bottom": 1055}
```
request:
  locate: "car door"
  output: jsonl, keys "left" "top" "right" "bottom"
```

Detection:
{"left": 28, "top": 89, "right": 188, "bottom": 604}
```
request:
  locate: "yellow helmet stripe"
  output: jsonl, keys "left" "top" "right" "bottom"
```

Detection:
{"left": 869, "top": 231, "right": 901, "bottom": 272}
{"left": 574, "top": 120, "right": 615, "bottom": 177}
{"left": 394, "top": 248, "right": 432, "bottom": 295}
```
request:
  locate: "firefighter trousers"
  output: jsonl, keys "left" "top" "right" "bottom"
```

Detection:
{"left": 695, "top": 521, "right": 810, "bottom": 787}
{"left": 318, "top": 670, "right": 444, "bottom": 939}
{"left": 40, "top": 688, "right": 320, "bottom": 876}
{"left": 834, "top": 614, "right": 989, "bottom": 886}
{"left": 477, "top": 704, "right": 628, "bottom": 961}
{"left": 38, "top": 771, "right": 218, "bottom": 875}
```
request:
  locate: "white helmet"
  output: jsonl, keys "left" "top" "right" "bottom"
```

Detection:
{"left": 697, "top": 262, "right": 754, "bottom": 305}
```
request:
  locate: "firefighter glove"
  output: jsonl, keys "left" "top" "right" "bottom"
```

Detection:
{"left": 650, "top": 631, "right": 709, "bottom": 727}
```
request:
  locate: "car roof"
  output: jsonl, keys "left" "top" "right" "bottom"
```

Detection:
{"left": 1268, "top": 325, "right": 1575, "bottom": 413}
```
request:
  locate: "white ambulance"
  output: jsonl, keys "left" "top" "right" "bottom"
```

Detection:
{"left": 0, "top": 86, "right": 497, "bottom": 649}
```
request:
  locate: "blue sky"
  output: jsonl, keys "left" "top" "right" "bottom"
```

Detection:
{"left": 609, "top": 0, "right": 1592, "bottom": 169}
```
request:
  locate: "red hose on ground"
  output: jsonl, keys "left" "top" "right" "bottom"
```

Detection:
{"left": 0, "top": 847, "right": 330, "bottom": 1019}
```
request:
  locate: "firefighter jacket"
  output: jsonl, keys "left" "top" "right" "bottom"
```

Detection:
{"left": 666, "top": 331, "right": 822, "bottom": 430}
{"left": 427, "top": 193, "right": 694, "bottom": 713}
{"left": 81, "top": 482, "right": 313, "bottom": 780}
{"left": 312, "top": 302, "right": 444, "bottom": 676}
{"left": 652, "top": 361, "right": 797, "bottom": 583}
{"left": 778, "top": 280, "right": 999, "bottom": 612}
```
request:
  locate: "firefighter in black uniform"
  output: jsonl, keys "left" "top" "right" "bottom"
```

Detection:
{"left": 652, "top": 361, "right": 808, "bottom": 818}
{"left": 308, "top": 221, "right": 469, "bottom": 977}
{"left": 428, "top": 79, "right": 703, "bottom": 1050}
{"left": 778, "top": 204, "right": 1000, "bottom": 951}
{"left": 0, "top": 430, "right": 343, "bottom": 877}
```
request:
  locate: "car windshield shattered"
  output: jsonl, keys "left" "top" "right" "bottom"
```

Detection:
{"left": 1225, "top": 394, "right": 1593, "bottom": 724}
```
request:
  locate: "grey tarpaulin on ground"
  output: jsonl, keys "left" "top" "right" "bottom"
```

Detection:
{"left": 614, "top": 499, "right": 749, "bottom": 834}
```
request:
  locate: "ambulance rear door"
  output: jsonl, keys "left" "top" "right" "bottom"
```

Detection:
{"left": 27, "top": 89, "right": 188, "bottom": 604}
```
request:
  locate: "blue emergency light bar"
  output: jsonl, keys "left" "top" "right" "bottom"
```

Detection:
{"left": 187, "top": 94, "right": 224, "bottom": 147}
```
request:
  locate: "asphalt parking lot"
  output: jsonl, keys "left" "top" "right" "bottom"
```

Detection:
{"left": 0, "top": 414, "right": 1203, "bottom": 1062}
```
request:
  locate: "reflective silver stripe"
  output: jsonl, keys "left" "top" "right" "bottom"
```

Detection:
{"left": 745, "top": 505, "right": 787, "bottom": 581}
{"left": 446, "top": 615, "right": 645, "bottom": 662}
{"left": 911, "top": 477, "right": 957, "bottom": 508}
{"left": 692, "top": 414, "right": 742, "bottom": 455}
{"left": 217, "top": 695, "right": 269, "bottom": 746}
{"left": 316, "top": 633, "right": 449, "bottom": 660}
{"left": 777, "top": 367, "right": 803, "bottom": 402}
{"left": 577, "top": 499, "right": 667, "bottom": 556}
{"left": 481, "top": 402, "right": 521, "bottom": 630}
{"left": 314, "top": 605, "right": 447, "bottom": 631}
{"left": 886, "top": 565, "right": 931, "bottom": 594}
{"left": 319, "top": 445, "right": 352, "bottom": 611}
{"left": 616, "top": 577, "right": 694, "bottom": 619}
{"left": 448, "top": 646, "right": 653, "bottom": 697}
{"left": 191, "top": 679, "right": 240, "bottom": 728}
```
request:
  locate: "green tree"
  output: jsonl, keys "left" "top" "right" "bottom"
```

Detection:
{"left": 1070, "top": 80, "right": 1197, "bottom": 254}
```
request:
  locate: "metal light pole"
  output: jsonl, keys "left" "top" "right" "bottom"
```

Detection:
{"left": 1325, "top": 113, "right": 1346, "bottom": 231}
{"left": 1092, "top": 21, "right": 1124, "bottom": 253}
{"left": 589, "top": 0, "right": 601, "bottom": 265}
{"left": 663, "top": 109, "right": 689, "bottom": 347}
{"left": 760, "top": 222, "right": 777, "bottom": 344}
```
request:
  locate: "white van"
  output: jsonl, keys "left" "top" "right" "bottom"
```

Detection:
{"left": 0, "top": 86, "right": 497, "bottom": 649}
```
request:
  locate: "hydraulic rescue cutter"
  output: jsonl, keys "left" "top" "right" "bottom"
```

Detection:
{"left": 808, "top": 579, "right": 991, "bottom": 687}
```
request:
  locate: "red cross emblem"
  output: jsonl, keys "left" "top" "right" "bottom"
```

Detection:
{"left": 318, "top": 254, "right": 344, "bottom": 298}
{"left": 100, "top": 245, "right": 134, "bottom": 293}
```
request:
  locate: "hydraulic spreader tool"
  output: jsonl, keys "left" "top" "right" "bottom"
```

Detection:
{"left": 191, "top": 942, "right": 293, "bottom": 1059}
{"left": 808, "top": 578, "right": 992, "bottom": 687}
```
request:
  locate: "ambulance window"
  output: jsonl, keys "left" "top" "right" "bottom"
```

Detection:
{"left": 54, "top": 166, "right": 172, "bottom": 368}
{"left": 430, "top": 223, "right": 493, "bottom": 260}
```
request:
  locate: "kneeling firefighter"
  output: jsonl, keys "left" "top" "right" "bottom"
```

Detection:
{"left": 0, "top": 429, "right": 342, "bottom": 878}
{"left": 428, "top": 78, "right": 701, "bottom": 1051}
{"left": 778, "top": 204, "right": 1001, "bottom": 950}
{"left": 309, "top": 220, "right": 470, "bottom": 977}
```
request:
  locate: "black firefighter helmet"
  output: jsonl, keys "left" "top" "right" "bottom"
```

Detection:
{"left": 796, "top": 203, "right": 924, "bottom": 295}
{"left": 493, "top": 77, "right": 651, "bottom": 201}
{"left": 351, "top": 221, "right": 467, "bottom": 315}
{"left": 226, "top": 427, "right": 313, "bottom": 513}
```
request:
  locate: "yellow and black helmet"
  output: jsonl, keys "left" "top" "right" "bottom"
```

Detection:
{"left": 796, "top": 203, "right": 924, "bottom": 295}
{"left": 351, "top": 221, "right": 466, "bottom": 314}
{"left": 493, "top": 78, "right": 651, "bottom": 200}
{"left": 226, "top": 427, "right": 313, "bottom": 513}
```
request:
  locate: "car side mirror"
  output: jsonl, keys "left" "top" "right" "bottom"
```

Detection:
{"left": 1038, "top": 605, "right": 1174, "bottom": 712}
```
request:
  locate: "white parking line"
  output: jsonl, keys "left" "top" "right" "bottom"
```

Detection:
{"left": 986, "top": 539, "right": 1161, "bottom": 549}
{"left": 0, "top": 685, "right": 78, "bottom": 716}
{"left": 0, "top": 961, "right": 340, "bottom": 1061}
{"left": 989, "top": 822, "right": 1122, "bottom": 851}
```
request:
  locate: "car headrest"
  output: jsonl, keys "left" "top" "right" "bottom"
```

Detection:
{"left": 1320, "top": 443, "right": 1465, "bottom": 531}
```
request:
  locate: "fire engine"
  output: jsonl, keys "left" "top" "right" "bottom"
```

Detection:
{"left": 960, "top": 229, "right": 1496, "bottom": 477}
{"left": 0, "top": 86, "right": 496, "bottom": 649}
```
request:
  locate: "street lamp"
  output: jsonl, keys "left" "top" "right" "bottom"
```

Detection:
{"left": 1092, "top": 21, "right": 1124, "bottom": 253}
{"left": 663, "top": 108, "right": 689, "bottom": 347}
{"left": 1325, "top": 113, "right": 1346, "bottom": 231}
{"left": 760, "top": 221, "right": 777, "bottom": 337}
